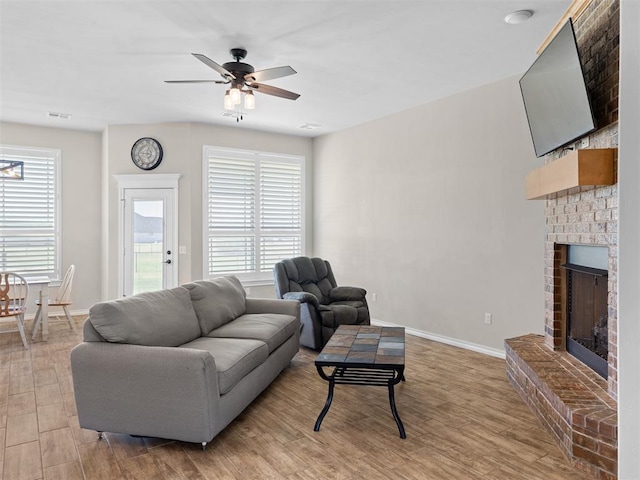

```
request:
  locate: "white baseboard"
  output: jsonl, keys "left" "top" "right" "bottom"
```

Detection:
{"left": 21, "top": 311, "right": 505, "bottom": 358}
{"left": 25, "top": 308, "right": 90, "bottom": 321}
{"left": 371, "top": 318, "right": 506, "bottom": 359}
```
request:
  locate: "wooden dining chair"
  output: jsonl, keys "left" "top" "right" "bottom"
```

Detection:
{"left": 0, "top": 272, "right": 30, "bottom": 349}
{"left": 32, "top": 265, "right": 77, "bottom": 338}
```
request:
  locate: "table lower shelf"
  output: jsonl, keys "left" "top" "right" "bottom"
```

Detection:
{"left": 314, "top": 364, "right": 406, "bottom": 438}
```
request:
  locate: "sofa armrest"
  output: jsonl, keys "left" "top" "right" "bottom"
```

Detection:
{"left": 245, "top": 298, "right": 300, "bottom": 317}
{"left": 329, "top": 286, "right": 367, "bottom": 302}
{"left": 71, "top": 342, "right": 219, "bottom": 443}
{"left": 282, "top": 291, "right": 320, "bottom": 309}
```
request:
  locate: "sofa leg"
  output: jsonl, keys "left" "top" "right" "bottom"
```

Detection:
{"left": 201, "top": 442, "right": 207, "bottom": 451}
{"left": 97, "top": 431, "right": 104, "bottom": 440}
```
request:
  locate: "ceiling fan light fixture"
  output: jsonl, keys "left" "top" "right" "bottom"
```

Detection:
{"left": 229, "top": 87, "right": 241, "bottom": 105}
{"left": 244, "top": 91, "right": 256, "bottom": 110}
{"left": 223, "top": 91, "right": 234, "bottom": 110}
{"left": 169, "top": 49, "right": 300, "bottom": 120}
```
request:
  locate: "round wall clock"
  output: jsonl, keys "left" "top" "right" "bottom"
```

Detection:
{"left": 131, "top": 137, "right": 163, "bottom": 170}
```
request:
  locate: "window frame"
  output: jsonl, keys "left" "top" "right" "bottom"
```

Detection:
{"left": 0, "top": 144, "right": 62, "bottom": 280}
{"left": 202, "top": 145, "right": 306, "bottom": 285}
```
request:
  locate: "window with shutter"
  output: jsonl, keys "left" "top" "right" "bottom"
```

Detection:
{"left": 0, "top": 146, "right": 61, "bottom": 279}
{"left": 204, "top": 146, "right": 305, "bottom": 282}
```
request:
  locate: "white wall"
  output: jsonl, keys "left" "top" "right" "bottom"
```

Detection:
{"left": 103, "top": 122, "right": 313, "bottom": 299}
{"left": 312, "top": 75, "right": 545, "bottom": 352}
{"left": 0, "top": 122, "right": 103, "bottom": 311}
{"left": 617, "top": 0, "right": 640, "bottom": 477}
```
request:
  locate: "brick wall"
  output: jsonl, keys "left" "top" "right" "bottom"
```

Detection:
{"left": 543, "top": 0, "right": 619, "bottom": 398}
{"left": 575, "top": 0, "right": 620, "bottom": 127}
{"left": 506, "top": 335, "right": 618, "bottom": 480}
{"left": 507, "top": 2, "right": 621, "bottom": 478}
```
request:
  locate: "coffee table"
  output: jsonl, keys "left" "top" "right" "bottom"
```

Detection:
{"left": 314, "top": 324, "right": 406, "bottom": 438}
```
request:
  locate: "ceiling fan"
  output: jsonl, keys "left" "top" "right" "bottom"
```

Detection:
{"left": 166, "top": 48, "right": 300, "bottom": 115}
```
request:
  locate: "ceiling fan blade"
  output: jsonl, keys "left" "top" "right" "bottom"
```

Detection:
{"left": 245, "top": 66, "right": 297, "bottom": 83}
{"left": 192, "top": 53, "right": 235, "bottom": 79}
{"left": 248, "top": 83, "right": 300, "bottom": 100}
{"left": 165, "top": 80, "right": 228, "bottom": 84}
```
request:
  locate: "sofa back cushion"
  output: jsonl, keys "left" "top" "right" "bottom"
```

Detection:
{"left": 89, "top": 286, "right": 201, "bottom": 347}
{"left": 183, "top": 276, "right": 246, "bottom": 335}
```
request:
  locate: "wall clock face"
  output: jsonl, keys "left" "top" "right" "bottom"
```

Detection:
{"left": 131, "top": 137, "right": 163, "bottom": 170}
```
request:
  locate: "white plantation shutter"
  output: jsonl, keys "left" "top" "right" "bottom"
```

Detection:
{"left": 204, "top": 147, "right": 304, "bottom": 280}
{"left": 0, "top": 146, "right": 61, "bottom": 278}
{"left": 206, "top": 157, "right": 256, "bottom": 274}
{"left": 259, "top": 160, "right": 302, "bottom": 272}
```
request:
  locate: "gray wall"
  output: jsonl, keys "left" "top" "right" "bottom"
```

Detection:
{"left": 0, "top": 121, "right": 312, "bottom": 306}
{"left": 0, "top": 122, "right": 102, "bottom": 311}
{"left": 312, "top": 75, "right": 545, "bottom": 353}
{"left": 102, "top": 122, "right": 313, "bottom": 299}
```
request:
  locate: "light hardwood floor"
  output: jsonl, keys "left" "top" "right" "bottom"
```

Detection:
{"left": 0, "top": 316, "right": 588, "bottom": 480}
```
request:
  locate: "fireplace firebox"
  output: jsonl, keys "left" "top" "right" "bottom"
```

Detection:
{"left": 562, "top": 249, "right": 609, "bottom": 378}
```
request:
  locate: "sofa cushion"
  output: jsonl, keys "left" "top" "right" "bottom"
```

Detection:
{"left": 179, "top": 337, "right": 268, "bottom": 395}
{"left": 206, "top": 313, "right": 298, "bottom": 354}
{"left": 183, "top": 276, "right": 247, "bottom": 335}
{"left": 89, "top": 287, "right": 201, "bottom": 347}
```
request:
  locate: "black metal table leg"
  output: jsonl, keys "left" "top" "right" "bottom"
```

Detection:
{"left": 388, "top": 383, "right": 406, "bottom": 439}
{"left": 314, "top": 375, "right": 335, "bottom": 432}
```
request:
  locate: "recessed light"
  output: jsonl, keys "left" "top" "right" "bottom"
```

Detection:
{"left": 504, "top": 10, "right": 533, "bottom": 24}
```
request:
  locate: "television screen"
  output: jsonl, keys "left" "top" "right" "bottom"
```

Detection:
{"left": 519, "top": 19, "right": 596, "bottom": 158}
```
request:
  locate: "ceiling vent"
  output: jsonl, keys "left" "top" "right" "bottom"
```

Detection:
{"left": 47, "top": 111, "right": 72, "bottom": 120}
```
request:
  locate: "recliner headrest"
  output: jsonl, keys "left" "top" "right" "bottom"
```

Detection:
{"left": 282, "top": 256, "right": 329, "bottom": 284}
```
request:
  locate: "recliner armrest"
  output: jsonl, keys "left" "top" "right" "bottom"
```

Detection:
{"left": 283, "top": 291, "right": 320, "bottom": 308}
{"left": 329, "top": 286, "right": 367, "bottom": 302}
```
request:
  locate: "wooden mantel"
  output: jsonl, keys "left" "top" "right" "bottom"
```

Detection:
{"left": 525, "top": 148, "right": 616, "bottom": 200}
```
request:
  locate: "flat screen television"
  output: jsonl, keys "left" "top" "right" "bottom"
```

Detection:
{"left": 519, "top": 19, "right": 596, "bottom": 158}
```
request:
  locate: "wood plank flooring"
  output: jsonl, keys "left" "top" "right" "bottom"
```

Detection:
{"left": 0, "top": 316, "right": 589, "bottom": 479}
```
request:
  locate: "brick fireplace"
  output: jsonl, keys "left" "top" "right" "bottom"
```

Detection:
{"left": 505, "top": 1, "right": 619, "bottom": 479}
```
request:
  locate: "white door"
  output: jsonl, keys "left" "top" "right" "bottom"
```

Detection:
{"left": 123, "top": 188, "right": 176, "bottom": 296}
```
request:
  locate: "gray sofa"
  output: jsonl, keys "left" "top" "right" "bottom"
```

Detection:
{"left": 70, "top": 276, "right": 300, "bottom": 447}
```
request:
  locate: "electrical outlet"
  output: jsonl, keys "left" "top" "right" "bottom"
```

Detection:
{"left": 484, "top": 313, "right": 492, "bottom": 325}
{"left": 179, "top": 245, "right": 187, "bottom": 254}
{"left": 372, "top": 293, "right": 377, "bottom": 302}
{"left": 245, "top": 287, "right": 251, "bottom": 296}
{"left": 581, "top": 136, "right": 590, "bottom": 148}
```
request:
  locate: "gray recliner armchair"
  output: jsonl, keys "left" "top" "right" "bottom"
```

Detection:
{"left": 273, "top": 256, "right": 370, "bottom": 350}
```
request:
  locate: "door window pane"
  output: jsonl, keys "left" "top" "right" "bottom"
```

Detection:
{"left": 133, "top": 200, "right": 163, "bottom": 294}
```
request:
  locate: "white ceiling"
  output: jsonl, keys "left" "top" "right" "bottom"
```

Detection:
{"left": 0, "top": 0, "right": 570, "bottom": 137}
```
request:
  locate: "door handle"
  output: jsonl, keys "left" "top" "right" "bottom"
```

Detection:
{"left": 163, "top": 259, "right": 172, "bottom": 264}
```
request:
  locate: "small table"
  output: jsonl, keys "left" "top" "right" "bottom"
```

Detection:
{"left": 314, "top": 325, "right": 406, "bottom": 438}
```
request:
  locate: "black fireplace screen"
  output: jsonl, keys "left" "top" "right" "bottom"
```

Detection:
{"left": 563, "top": 263, "right": 608, "bottom": 378}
